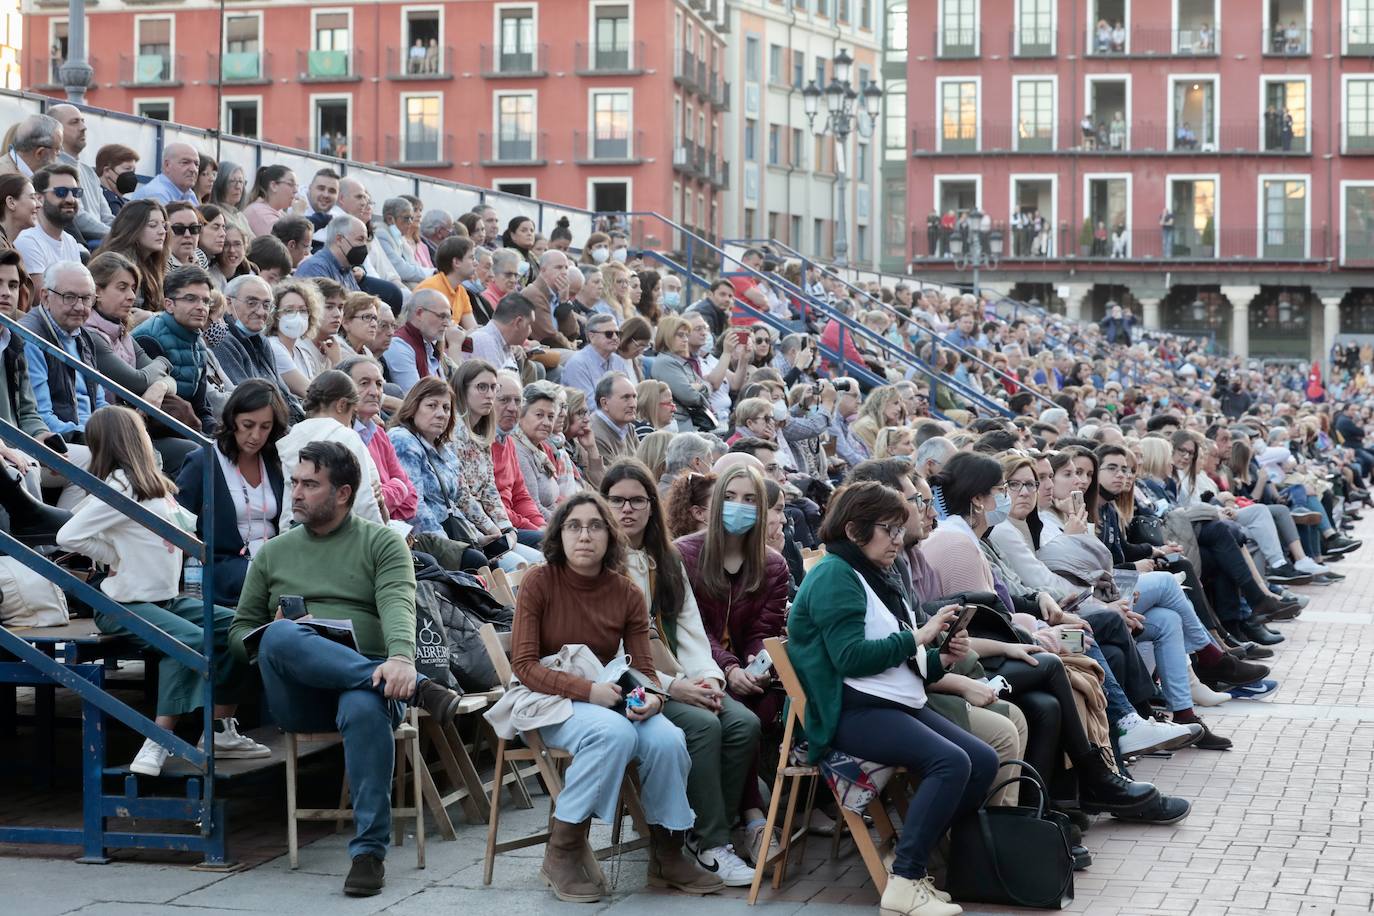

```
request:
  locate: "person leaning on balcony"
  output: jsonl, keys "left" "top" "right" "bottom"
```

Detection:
{"left": 129, "top": 142, "right": 201, "bottom": 206}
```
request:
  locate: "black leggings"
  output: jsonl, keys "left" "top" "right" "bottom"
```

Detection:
{"left": 995, "top": 653, "right": 1092, "bottom": 793}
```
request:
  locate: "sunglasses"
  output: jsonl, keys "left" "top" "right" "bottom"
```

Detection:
{"left": 169, "top": 223, "right": 202, "bottom": 236}
{"left": 45, "top": 186, "right": 82, "bottom": 200}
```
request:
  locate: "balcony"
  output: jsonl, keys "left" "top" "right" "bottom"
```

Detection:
{"left": 1344, "top": 124, "right": 1374, "bottom": 153}
{"left": 910, "top": 120, "right": 1312, "bottom": 156}
{"left": 297, "top": 134, "right": 364, "bottom": 161}
{"left": 913, "top": 225, "right": 1326, "bottom": 263}
{"left": 479, "top": 43, "right": 548, "bottom": 78}
{"left": 573, "top": 40, "right": 645, "bottom": 75}
{"left": 712, "top": 75, "right": 731, "bottom": 110}
{"left": 298, "top": 48, "right": 361, "bottom": 83}
{"left": 1263, "top": 26, "right": 1311, "bottom": 56}
{"left": 1009, "top": 27, "right": 1055, "bottom": 57}
{"left": 209, "top": 50, "right": 271, "bottom": 85}
{"left": 710, "top": 158, "right": 730, "bottom": 189}
{"left": 572, "top": 129, "right": 646, "bottom": 164}
{"left": 384, "top": 133, "right": 454, "bottom": 168}
{"left": 695, "top": 60, "right": 709, "bottom": 100}
{"left": 674, "top": 51, "right": 698, "bottom": 90}
{"left": 479, "top": 131, "right": 548, "bottom": 166}
{"left": 672, "top": 141, "right": 709, "bottom": 179}
{"left": 934, "top": 28, "right": 980, "bottom": 59}
{"left": 386, "top": 45, "right": 454, "bottom": 80}
{"left": 1345, "top": 26, "right": 1374, "bottom": 55}
{"left": 118, "top": 52, "right": 184, "bottom": 87}
{"left": 1085, "top": 26, "right": 1219, "bottom": 56}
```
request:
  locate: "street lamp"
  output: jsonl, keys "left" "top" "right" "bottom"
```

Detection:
{"left": 947, "top": 207, "right": 1002, "bottom": 300}
{"left": 803, "top": 48, "right": 880, "bottom": 268}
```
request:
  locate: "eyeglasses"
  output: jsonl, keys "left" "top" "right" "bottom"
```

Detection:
{"left": 353, "top": 313, "right": 380, "bottom": 324}
{"left": 562, "top": 520, "right": 609, "bottom": 537}
{"left": 47, "top": 289, "right": 94, "bottom": 308}
{"left": 278, "top": 308, "right": 308, "bottom": 318}
{"left": 1100, "top": 462, "right": 1131, "bottom": 474}
{"left": 469, "top": 382, "right": 497, "bottom": 394}
{"left": 875, "top": 522, "right": 907, "bottom": 542}
{"left": 908, "top": 493, "right": 931, "bottom": 510}
{"left": 606, "top": 495, "right": 650, "bottom": 510}
{"left": 169, "top": 223, "right": 201, "bottom": 236}
{"left": 46, "top": 186, "right": 82, "bottom": 200}
{"left": 235, "top": 296, "right": 273, "bottom": 313}
{"left": 171, "top": 294, "right": 212, "bottom": 308}
{"left": 596, "top": 330, "right": 621, "bottom": 339}
{"left": 417, "top": 307, "right": 451, "bottom": 323}
{"left": 1007, "top": 480, "right": 1039, "bottom": 494}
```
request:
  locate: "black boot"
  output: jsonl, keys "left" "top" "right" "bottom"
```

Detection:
{"left": 1074, "top": 746, "right": 1158, "bottom": 816}
{"left": 1193, "top": 653, "right": 1271, "bottom": 690}
{"left": 0, "top": 468, "right": 71, "bottom": 547}
{"left": 1238, "top": 619, "right": 1285, "bottom": 646}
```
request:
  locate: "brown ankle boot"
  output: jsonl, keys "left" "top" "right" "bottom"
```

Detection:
{"left": 541, "top": 818, "right": 602, "bottom": 902}
{"left": 647, "top": 825, "right": 725, "bottom": 895}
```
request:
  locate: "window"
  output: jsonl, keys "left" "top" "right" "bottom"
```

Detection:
{"left": 856, "top": 140, "right": 868, "bottom": 181}
{"left": 768, "top": 124, "right": 781, "bottom": 165}
{"left": 814, "top": 218, "right": 825, "bottom": 256}
{"left": 1346, "top": 78, "right": 1374, "bottom": 150}
{"left": 857, "top": 225, "right": 869, "bottom": 262}
{"left": 940, "top": 0, "right": 977, "bottom": 57}
{"left": 861, "top": 0, "right": 874, "bottom": 29}
{"left": 1016, "top": 79, "right": 1053, "bottom": 151}
{"left": 314, "top": 97, "right": 350, "bottom": 158}
{"left": 403, "top": 94, "right": 441, "bottom": 162}
{"left": 886, "top": 3, "right": 908, "bottom": 56}
{"left": 1089, "top": 0, "right": 1128, "bottom": 54}
{"left": 402, "top": 10, "right": 443, "bottom": 76}
{"left": 815, "top": 58, "right": 826, "bottom": 87}
{"left": 494, "top": 180, "right": 534, "bottom": 198}
{"left": 498, "top": 8, "right": 536, "bottom": 72}
{"left": 884, "top": 79, "right": 907, "bottom": 160}
{"left": 1344, "top": 183, "right": 1374, "bottom": 263}
{"left": 592, "top": 90, "right": 631, "bottom": 159}
{"left": 745, "top": 119, "right": 757, "bottom": 160}
{"left": 791, "top": 215, "right": 803, "bottom": 246}
{"left": 744, "top": 209, "right": 756, "bottom": 238}
{"left": 793, "top": 50, "right": 804, "bottom": 89}
{"left": 497, "top": 93, "right": 535, "bottom": 160}
{"left": 136, "top": 99, "right": 171, "bottom": 122}
{"left": 1016, "top": 0, "right": 1053, "bottom": 55}
{"left": 49, "top": 20, "right": 69, "bottom": 84}
{"left": 1166, "top": 177, "right": 1217, "bottom": 257}
{"left": 223, "top": 15, "right": 261, "bottom": 81}
{"left": 1085, "top": 176, "right": 1128, "bottom": 255}
{"left": 594, "top": 5, "right": 631, "bottom": 70}
{"left": 1175, "top": 0, "right": 1218, "bottom": 54}
{"left": 1263, "top": 79, "right": 1308, "bottom": 152}
{"left": 769, "top": 44, "right": 783, "bottom": 84}
{"left": 791, "top": 127, "right": 804, "bottom": 166}
{"left": 939, "top": 79, "right": 978, "bottom": 152}
{"left": 745, "top": 36, "right": 760, "bottom": 82}
{"left": 310, "top": 12, "right": 351, "bottom": 78}
{"left": 1350, "top": 0, "right": 1374, "bottom": 54}
{"left": 223, "top": 98, "right": 260, "bottom": 138}
{"left": 1261, "top": 178, "right": 1307, "bottom": 258}
{"left": 590, "top": 180, "right": 628, "bottom": 215}
{"left": 1171, "top": 77, "right": 1217, "bottom": 150}
{"left": 1264, "top": 0, "right": 1309, "bottom": 55}
{"left": 135, "top": 17, "right": 173, "bottom": 83}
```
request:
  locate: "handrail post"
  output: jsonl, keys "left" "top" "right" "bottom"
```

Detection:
{"left": 838, "top": 325, "right": 848, "bottom": 378}
{"left": 199, "top": 438, "right": 217, "bottom": 847}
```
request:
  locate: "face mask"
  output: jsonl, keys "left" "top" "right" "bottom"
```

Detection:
{"left": 610, "top": 248, "right": 628, "bottom": 262}
{"left": 590, "top": 246, "right": 609, "bottom": 264}
{"left": 701, "top": 331, "right": 714, "bottom": 353}
{"left": 981, "top": 490, "right": 1012, "bottom": 527}
{"left": 114, "top": 171, "right": 139, "bottom": 195}
{"left": 772, "top": 401, "right": 788, "bottom": 422}
{"left": 516, "top": 259, "right": 530, "bottom": 276}
{"left": 203, "top": 320, "right": 229, "bottom": 348}
{"left": 278, "top": 313, "right": 309, "bottom": 340}
{"left": 662, "top": 291, "right": 680, "bottom": 309}
{"left": 345, "top": 243, "right": 369, "bottom": 268}
{"left": 1159, "top": 396, "right": 1171, "bottom": 408}
{"left": 721, "top": 501, "right": 758, "bottom": 535}
{"left": 1084, "top": 397, "right": 1097, "bottom": 410}
{"left": 233, "top": 318, "right": 258, "bottom": 337}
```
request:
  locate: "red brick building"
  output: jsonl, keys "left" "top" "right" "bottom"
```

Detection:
{"left": 26, "top": 0, "right": 729, "bottom": 241}
{"left": 904, "top": 0, "right": 1374, "bottom": 361}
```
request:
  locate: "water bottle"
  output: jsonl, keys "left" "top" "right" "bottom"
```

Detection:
{"left": 184, "top": 556, "right": 203, "bottom": 598}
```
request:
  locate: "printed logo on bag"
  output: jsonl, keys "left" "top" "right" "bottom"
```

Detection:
{"left": 416, "top": 618, "right": 447, "bottom": 667}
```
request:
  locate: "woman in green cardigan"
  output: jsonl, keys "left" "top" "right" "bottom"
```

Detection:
{"left": 788, "top": 481, "right": 996, "bottom": 916}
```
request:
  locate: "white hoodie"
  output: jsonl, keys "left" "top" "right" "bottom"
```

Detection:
{"left": 274, "top": 416, "right": 385, "bottom": 527}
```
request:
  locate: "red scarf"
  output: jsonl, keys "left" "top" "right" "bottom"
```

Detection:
{"left": 394, "top": 321, "right": 432, "bottom": 382}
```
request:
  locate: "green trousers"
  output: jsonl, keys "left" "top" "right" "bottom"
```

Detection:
{"left": 662, "top": 691, "right": 762, "bottom": 848}
{"left": 97, "top": 596, "right": 245, "bottom": 717}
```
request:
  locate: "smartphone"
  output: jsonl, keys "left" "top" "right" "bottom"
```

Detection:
{"left": 744, "top": 648, "right": 774, "bottom": 678}
{"left": 938, "top": 605, "right": 977, "bottom": 652}
{"left": 278, "top": 595, "right": 308, "bottom": 620}
{"left": 1059, "top": 588, "right": 1093, "bottom": 614}
{"left": 1162, "top": 552, "right": 1183, "bottom": 564}
{"left": 736, "top": 328, "right": 752, "bottom": 348}
{"left": 1071, "top": 490, "right": 1085, "bottom": 512}
{"left": 1058, "top": 629, "right": 1086, "bottom": 654}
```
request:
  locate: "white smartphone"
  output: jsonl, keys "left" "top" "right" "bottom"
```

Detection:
{"left": 744, "top": 649, "right": 773, "bottom": 678}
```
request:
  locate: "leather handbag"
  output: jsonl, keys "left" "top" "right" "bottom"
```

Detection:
{"left": 946, "top": 760, "right": 1075, "bottom": 910}
{"left": 1126, "top": 511, "right": 1165, "bottom": 547}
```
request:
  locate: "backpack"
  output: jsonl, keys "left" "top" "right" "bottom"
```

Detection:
{"left": 413, "top": 553, "right": 514, "bottom": 691}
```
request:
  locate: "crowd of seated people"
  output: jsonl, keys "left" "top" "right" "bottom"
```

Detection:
{"left": 3, "top": 115, "right": 1372, "bottom": 914}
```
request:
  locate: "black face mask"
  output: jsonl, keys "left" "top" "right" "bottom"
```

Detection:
{"left": 114, "top": 171, "right": 139, "bottom": 195}
{"left": 345, "top": 243, "right": 369, "bottom": 268}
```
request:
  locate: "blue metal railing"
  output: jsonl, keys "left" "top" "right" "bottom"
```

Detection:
{"left": 0, "top": 310, "right": 225, "bottom": 864}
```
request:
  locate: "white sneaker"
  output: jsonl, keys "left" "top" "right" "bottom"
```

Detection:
{"left": 1191, "top": 676, "right": 1234, "bottom": 707}
{"left": 198, "top": 718, "right": 272, "bottom": 759}
{"left": 129, "top": 738, "right": 170, "bottom": 776}
{"left": 1117, "top": 712, "right": 1196, "bottom": 755}
{"left": 1294, "top": 557, "right": 1330, "bottom": 576}
{"left": 692, "top": 843, "right": 756, "bottom": 887}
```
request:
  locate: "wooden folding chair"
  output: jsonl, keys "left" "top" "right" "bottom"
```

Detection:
{"left": 285, "top": 712, "right": 425, "bottom": 869}
{"left": 412, "top": 694, "right": 498, "bottom": 835}
{"left": 749, "top": 636, "right": 903, "bottom": 902}
{"left": 478, "top": 623, "right": 649, "bottom": 889}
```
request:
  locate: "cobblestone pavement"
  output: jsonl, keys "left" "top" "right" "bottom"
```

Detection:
{"left": 7, "top": 524, "right": 1374, "bottom": 916}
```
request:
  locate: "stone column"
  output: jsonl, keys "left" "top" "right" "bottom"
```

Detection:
{"left": 1221, "top": 286, "right": 1259, "bottom": 360}
{"left": 1060, "top": 284, "right": 1089, "bottom": 322}
{"left": 1322, "top": 295, "right": 1343, "bottom": 377}
{"left": 1140, "top": 298, "right": 1161, "bottom": 330}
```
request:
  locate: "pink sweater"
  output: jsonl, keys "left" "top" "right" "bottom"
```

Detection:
{"left": 361, "top": 423, "right": 418, "bottom": 521}
{"left": 922, "top": 527, "right": 996, "bottom": 596}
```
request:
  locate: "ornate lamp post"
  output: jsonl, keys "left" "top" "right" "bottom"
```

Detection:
{"left": 803, "top": 49, "right": 881, "bottom": 268}
{"left": 946, "top": 206, "right": 1003, "bottom": 299}
{"left": 58, "top": 0, "right": 94, "bottom": 104}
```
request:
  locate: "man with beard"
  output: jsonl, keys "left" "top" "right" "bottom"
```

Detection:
{"left": 14, "top": 165, "right": 86, "bottom": 291}
{"left": 132, "top": 267, "right": 218, "bottom": 431}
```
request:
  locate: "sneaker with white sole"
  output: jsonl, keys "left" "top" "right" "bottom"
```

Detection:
{"left": 733, "top": 820, "right": 782, "bottom": 867}
{"left": 197, "top": 718, "right": 272, "bottom": 758}
{"left": 690, "top": 842, "right": 756, "bottom": 887}
{"left": 129, "top": 738, "right": 170, "bottom": 776}
{"left": 1293, "top": 557, "right": 1330, "bottom": 576}
{"left": 1117, "top": 712, "right": 1198, "bottom": 755}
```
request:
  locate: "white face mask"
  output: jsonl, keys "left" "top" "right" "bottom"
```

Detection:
{"left": 278, "top": 313, "right": 309, "bottom": 340}
{"left": 772, "top": 401, "right": 788, "bottom": 422}
{"left": 610, "top": 247, "right": 628, "bottom": 262}
{"left": 590, "top": 246, "right": 609, "bottom": 264}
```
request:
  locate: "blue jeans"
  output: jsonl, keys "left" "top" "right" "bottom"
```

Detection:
{"left": 1134, "top": 571, "right": 1212, "bottom": 711}
{"left": 539, "top": 701, "right": 696, "bottom": 830}
{"left": 1085, "top": 640, "right": 1133, "bottom": 724}
{"left": 257, "top": 620, "right": 414, "bottom": 860}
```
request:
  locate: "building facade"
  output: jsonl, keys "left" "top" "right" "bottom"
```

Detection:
{"left": 25, "top": 0, "right": 728, "bottom": 250}
{"left": 906, "top": 0, "right": 1374, "bottom": 361}
{"left": 723, "top": 0, "right": 882, "bottom": 267}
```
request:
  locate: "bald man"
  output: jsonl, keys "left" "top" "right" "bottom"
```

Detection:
{"left": 48, "top": 104, "right": 111, "bottom": 238}
{"left": 519, "top": 249, "right": 574, "bottom": 349}
{"left": 335, "top": 176, "right": 408, "bottom": 308}
{"left": 129, "top": 141, "right": 201, "bottom": 205}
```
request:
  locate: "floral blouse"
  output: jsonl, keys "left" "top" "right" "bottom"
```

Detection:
{"left": 451, "top": 421, "right": 514, "bottom": 536}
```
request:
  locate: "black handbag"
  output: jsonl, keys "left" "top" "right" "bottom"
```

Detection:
{"left": 946, "top": 761, "right": 1075, "bottom": 910}
{"left": 1126, "top": 511, "right": 1166, "bottom": 547}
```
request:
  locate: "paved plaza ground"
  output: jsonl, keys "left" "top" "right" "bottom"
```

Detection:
{"left": 6, "top": 519, "right": 1374, "bottom": 916}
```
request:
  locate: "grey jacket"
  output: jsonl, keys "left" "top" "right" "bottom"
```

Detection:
{"left": 649, "top": 351, "right": 709, "bottom": 429}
